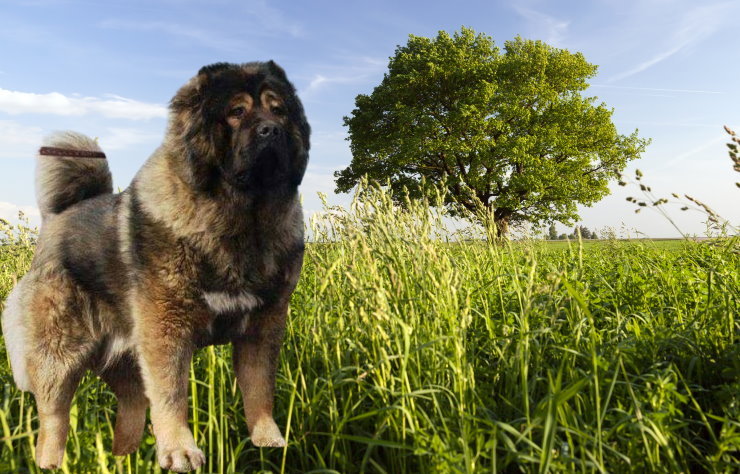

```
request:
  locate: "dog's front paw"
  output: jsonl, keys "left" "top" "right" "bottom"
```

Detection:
{"left": 251, "top": 418, "right": 286, "bottom": 447}
{"left": 37, "top": 451, "right": 64, "bottom": 471}
{"left": 36, "top": 430, "right": 66, "bottom": 470}
{"left": 158, "top": 446, "right": 205, "bottom": 472}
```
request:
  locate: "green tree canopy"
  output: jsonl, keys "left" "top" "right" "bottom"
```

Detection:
{"left": 335, "top": 27, "right": 649, "bottom": 235}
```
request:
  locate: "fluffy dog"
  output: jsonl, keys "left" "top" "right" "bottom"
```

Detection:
{"left": 1, "top": 61, "right": 309, "bottom": 472}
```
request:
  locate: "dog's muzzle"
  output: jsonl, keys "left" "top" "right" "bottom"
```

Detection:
{"left": 231, "top": 121, "right": 289, "bottom": 190}
{"left": 257, "top": 122, "right": 281, "bottom": 140}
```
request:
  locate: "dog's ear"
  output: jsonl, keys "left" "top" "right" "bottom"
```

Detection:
{"left": 290, "top": 148, "right": 309, "bottom": 187}
{"left": 289, "top": 101, "right": 310, "bottom": 187}
{"left": 171, "top": 63, "right": 235, "bottom": 113}
{"left": 265, "top": 60, "right": 288, "bottom": 82}
{"left": 169, "top": 72, "right": 224, "bottom": 192}
{"left": 198, "top": 62, "right": 233, "bottom": 77}
{"left": 170, "top": 75, "right": 202, "bottom": 112}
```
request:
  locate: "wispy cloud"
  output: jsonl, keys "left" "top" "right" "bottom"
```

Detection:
{"left": 0, "top": 120, "right": 43, "bottom": 159}
{"left": 610, "top": 45, "right": 684, "bottom": 83}
{"left": 609, "top": 2, "right": 735, "bottom": 82}
{"left": 99, "top": 1, "right": 303, "bottom": 48}
{"left": 99, "top": 19, "right": 248, "bottom": 52}
{"left": 619, "top": 120, "right": 726, "bottom": 128}
{"left": 301, "top": 74, "right": 365, "bottom": 98}
{"left": 0, "top": 120, "right": 43, "bottom": 145}
{"left": 299, "top": 56, "right": 387, "bottom": 99}
{"left": 0, "top": 88, "right": 167, "bottom": 120}
{"left": 591, "top": 84, "right": 723, "bottom": 95}
{"left": 248, "top": 0, "right": 304, "bottom": 38}
{"left": 658, "top": 135, "right": 730, "bottom": 169}
{"left": 512, "top": 5, "right": 569, "bottom": 45}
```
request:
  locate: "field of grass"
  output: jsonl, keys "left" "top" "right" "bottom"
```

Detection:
{"left": 541, "top": 239, "right": 689, "bottom": 252}
{"left": 0, "top": 188, "right": 738, "bottom": 473}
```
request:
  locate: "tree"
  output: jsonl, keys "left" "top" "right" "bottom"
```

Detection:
{"left": 548, "top": 223, "right": 558, "bottom": 240}
{"left": 336, "top": 28, "right": 649, "bottom": 236}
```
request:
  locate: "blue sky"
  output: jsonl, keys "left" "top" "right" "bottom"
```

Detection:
{"left": 1, "top": 0, "right": 738, "bottom": 237}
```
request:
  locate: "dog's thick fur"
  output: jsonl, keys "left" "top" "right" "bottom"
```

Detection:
{"left": 0, "top": 61, "right": 309, "bottom": 472}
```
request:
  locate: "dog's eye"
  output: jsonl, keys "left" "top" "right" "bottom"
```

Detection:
{"left": 229, "top": 106, "right": 246, "bottom": 117}
{"left": 271, "top": 105, "right": 285, "bottom": 116}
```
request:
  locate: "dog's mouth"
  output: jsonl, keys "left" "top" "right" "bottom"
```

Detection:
{"left": 232, "top": 145, "right": 288, "bottom": 190}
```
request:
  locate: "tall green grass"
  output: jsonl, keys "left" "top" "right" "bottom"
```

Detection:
{"left": 0, "top": 187, "right": 738, "bottom": 473}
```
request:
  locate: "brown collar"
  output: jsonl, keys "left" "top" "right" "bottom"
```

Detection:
{"left": 39, "top": 146, "right": 106, "bottom": 159}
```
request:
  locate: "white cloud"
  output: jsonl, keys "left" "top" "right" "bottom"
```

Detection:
{"left": 0, "top": 120, "right": 43, "bottom": 146}
{"left": 0, "top": 122, "right": 162, "bottom": 160}
{"left": 0, "top": 121, "right": 43, "bottom": 158}
{"left": 0, "top": 201, "right": 41, "bottom": 222}
{"left": 0, "top": 88, "right": 167, "bottom": 120}
{"left": 301, "top": 167, "right": 338, "bottom": 196}
{"left": 309, "top": 130, "right": 352, "bottom": 164}
{"left": 98, "top": 127, "right": 162, "bottom": 150}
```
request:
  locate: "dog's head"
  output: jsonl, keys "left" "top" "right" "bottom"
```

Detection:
{"left": 169, "top": 61, "right": 310, "bottom": 195}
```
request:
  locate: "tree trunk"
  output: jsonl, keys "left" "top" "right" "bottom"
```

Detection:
{"left": 486, "top": 207, "right": 511, "bottom": 241}
{"left": 493, "top": 217, "right": 509, "bottom": 238}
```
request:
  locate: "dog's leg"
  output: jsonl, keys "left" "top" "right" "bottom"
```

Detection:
{"left": 134, "top": 295, "right": 205, "bottom": 473}
{"left": 233, "top": 302, "right": 288, "bottom": 448}
{"left": 30, "top": 367, "right": 83, "bottom": 470}
{"left": 139, "top": 336, "right": 204, "bottom": 472}
{"left": 25, "top": 276, "right": 93, "bottom": 470}
{"left": 100, "top": 354, "right": 149, "bottom": 456}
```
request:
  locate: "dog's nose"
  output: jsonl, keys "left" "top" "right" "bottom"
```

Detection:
{"left": 257, "top": 122, "right": 280, "bottom": 138}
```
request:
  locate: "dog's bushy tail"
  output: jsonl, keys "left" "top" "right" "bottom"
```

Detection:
{"left": 36, "top": 132, "right": 113, "bottom": 220}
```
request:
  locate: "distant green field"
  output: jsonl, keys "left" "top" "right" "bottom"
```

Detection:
{"left": 1, "top": 192, "right": 738, "bottom": 473}
{"left": 541, "top": 239, "right": 689, "bottom": 251}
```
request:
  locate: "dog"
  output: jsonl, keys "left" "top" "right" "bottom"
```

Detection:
{"left": 1, "top": 61, "right": 310, "bottom": 472}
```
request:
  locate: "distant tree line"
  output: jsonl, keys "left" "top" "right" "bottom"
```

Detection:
{"left": 547, "top": 223, "right": 597, "bottom": 240}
